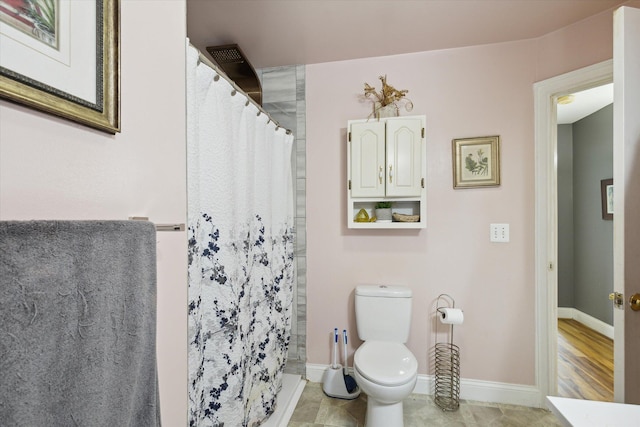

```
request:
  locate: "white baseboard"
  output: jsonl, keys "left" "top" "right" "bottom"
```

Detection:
{"left": 306, "top": 363, "right": 332, "bottom": 383}
{"left": 306, "top": 363, "right": 542, "bottom": 408}
{"left": 457, "top": 378, "right": 541, "bottom": 407}
{"left": 556, "top": 307, "right": 574, "bottom": 319}
{"left": 557, "top": 307, "right": 614, "bottom": 339}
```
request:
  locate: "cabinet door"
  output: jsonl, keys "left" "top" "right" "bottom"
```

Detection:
{"left": 386, "top": 118, "right": 423, "bottom": 197}
{"left": 350, "top": 121, "right": 386, "bottom": 197}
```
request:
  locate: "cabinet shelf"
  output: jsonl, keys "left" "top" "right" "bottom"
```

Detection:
{"left": 349, "top": 199, "right": 424, "bottom": 229}
{"left": 350, "top": 221, "right": 425, "bottom": 229}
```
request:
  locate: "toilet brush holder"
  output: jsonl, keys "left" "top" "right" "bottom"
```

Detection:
{"left": 322, "top": 365, "right": 361, "bottom": 400}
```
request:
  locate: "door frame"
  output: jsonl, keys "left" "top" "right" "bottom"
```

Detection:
{"left": 533, "top": 60, "right": 613, "bottom": 405}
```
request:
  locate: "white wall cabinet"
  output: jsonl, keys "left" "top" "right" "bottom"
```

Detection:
{"left": 347, "top": 115, "right": 426, "bottom": 229}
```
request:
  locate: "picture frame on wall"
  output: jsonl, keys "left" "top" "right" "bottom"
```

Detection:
{"left": 0, "top": 0, "right": 120, "bottom": 133}
{"left": 452, "top": 135, "right": 501, "bottom": 189}
{"left": 601, "top": 178, "right": 613, "bottom": 220}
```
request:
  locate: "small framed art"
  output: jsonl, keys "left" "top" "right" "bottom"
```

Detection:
{"left": 601, "top": 178, "right": 613, "bottom": 220}
{"left": 452, "top": 135, "right": 500, "bottom": 189}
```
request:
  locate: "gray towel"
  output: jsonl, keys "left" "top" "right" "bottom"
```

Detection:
{"left": 0, "top": 221, "right": 161, "bottom": 426}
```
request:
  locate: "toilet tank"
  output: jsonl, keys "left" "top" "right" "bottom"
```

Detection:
{"left": 355, "top": 285, "right": 412, "bottom": 343}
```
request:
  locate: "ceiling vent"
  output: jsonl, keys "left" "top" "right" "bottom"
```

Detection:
{"left": 206, "top": 44, "right": 262, "bottom": 106}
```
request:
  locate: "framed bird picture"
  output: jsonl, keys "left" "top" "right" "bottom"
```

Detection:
{"left": 452, "top": 136, "right": 501, "bottom": 189}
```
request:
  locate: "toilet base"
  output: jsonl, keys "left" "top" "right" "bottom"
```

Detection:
{"left": 365, "top": 398, "right": 404, "bottom": 427}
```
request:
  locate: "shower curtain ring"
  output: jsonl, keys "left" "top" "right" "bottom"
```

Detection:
{"left": 245, "top": 100, "right": 250, "bottom": 107}
{"left": 231, "top": 90, "right": 237, "bottom": 96}
{"left": 213, "top": 74, "right": 220, "bottom": 82}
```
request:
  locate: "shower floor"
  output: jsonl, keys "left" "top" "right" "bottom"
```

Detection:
{"left": 262, "top": 373, "right": 306, "bottom": 427}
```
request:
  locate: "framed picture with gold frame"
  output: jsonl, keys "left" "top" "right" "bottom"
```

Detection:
{"left": 0, "top": 0, "right": 120, "bottom": 133}
{"left": 452, "top": 136, "right": 500, "bottom": 189}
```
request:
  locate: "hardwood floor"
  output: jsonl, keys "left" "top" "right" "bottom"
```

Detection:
{"left": 557, "top": 318, "right": 613, "bottom": 401}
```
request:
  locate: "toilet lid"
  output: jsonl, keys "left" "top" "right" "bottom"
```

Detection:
{"left": 354, "top": 341, "right": 418, "bottom": 387}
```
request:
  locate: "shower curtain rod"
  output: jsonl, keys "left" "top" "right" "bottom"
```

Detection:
{"left": 192, "top": 44, "right": 292, "bottom": 135}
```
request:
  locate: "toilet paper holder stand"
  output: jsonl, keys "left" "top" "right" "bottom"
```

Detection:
{"left": 434, "top": 293, "right": 461, "bottom": 412}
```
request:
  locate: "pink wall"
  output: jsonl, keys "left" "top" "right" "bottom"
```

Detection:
{"left": 305, "top": 7, "right": 627, "bottom": 386}
{"left": 0, "top": 1, "right": 188, "bottom": 424}
{"left": 535, "top": 7, "right": 615, "bottom": 81}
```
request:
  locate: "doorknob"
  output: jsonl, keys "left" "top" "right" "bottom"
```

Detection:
{"left": 630, "top": 293, "right": 640, "bottom": 311}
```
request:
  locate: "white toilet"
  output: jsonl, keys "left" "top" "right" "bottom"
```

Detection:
{"left": 353, "top": 285, "right": 418, "bottom": 427}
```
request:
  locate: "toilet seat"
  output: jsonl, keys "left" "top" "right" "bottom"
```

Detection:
{"left": 354, "top": 341, "right": 418, "bottom": 387}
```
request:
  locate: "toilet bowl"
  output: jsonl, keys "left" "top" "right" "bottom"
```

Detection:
{"left": 353, "top": 341, "right": 418, "bottom": 427}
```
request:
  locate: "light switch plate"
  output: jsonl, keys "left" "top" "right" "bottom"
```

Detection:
{"left": 490, "top": 223, "right": 509, "bottom": 242}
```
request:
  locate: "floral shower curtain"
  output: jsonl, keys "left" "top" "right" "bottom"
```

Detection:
{"left": 186, "top": 42, "right": 295, "bottom": 427}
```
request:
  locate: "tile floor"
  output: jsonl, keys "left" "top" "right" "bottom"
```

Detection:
{"left": 288, "top": 382, "right": 563, "bottom": 426}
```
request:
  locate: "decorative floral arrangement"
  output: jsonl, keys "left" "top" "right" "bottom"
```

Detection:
{"left": 363, "top": 75, "right": 413, "bottom": 118}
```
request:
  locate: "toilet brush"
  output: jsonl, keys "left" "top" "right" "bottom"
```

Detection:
{"left": 332, "top": 328, "right": 339, "bottom": 368}
{"left": 342, "top": 330, "right": 358, "bottom": 393}
{"left": 322, "top": 328, "right": 360, "bottom": 399}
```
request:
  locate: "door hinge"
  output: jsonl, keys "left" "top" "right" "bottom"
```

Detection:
{"left": 548, "top": 262, "right": 554, "bottom": 271}
{"left": 348, "top": 180, "right": 351, "bottom": 190}
{"left": 422, "top": 128, "right": 425, "bottom": 138}
{"left": 348, "top": 132, "right": 351, "bottom": 142}
{"left": 421, "top": 178, "right": 425, "bottom": 188}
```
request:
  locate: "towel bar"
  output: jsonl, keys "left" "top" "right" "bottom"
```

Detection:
{"left": 155, "top": 223, "right": 185, "bottom": 231}
{"left": 128, "top": 217, "right": 185, "bottom": 232}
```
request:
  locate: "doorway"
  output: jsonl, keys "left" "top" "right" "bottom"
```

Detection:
{"left": 533, "top": 60, "right": 613, "bottom": 405}
{"left": 556, "top": 84, "right": 614, "bottom": 401}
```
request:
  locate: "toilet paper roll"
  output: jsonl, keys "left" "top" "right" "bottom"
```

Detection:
{"left": 439, "top": 308, "right": 464, "bottom": 325}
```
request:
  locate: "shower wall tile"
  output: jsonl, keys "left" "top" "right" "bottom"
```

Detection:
{"left": 296, "top": 258, "right": 306, "bottom": 280}
{"left": 262, "top": 101, "right": 297, "bottom": 133}
{"left": 296, "top": 101, "right": 306, "bottom": 140}
{"left": 297, "top": 286, "right": 306, "bottom": 312}
{"left": 296, "top": 256, "right": 306, "bottom": 291}
{"left": 297, "top": 298, "right": 306, "bottom": 319}
{"left": 296, "top": 136, "right": 306, "bottom": 152}
{"left": 261, "top": 67, "right": 297, "bottom": 103}
{"left": 291, "top": 152, "right": 298, "bottom": 196}
{"left": 296, "top": 65, "right": 305, "bottom": 99}
{"left": 297, "top": 321, "right": 306, "bottom": 362}
{"left": 295, "top": 218, "right": 306, "bottom": 255}
{"left": 296, "top": 179, "right": 306, "bottom": 217}
{"left": 288, "top": 327, "right": 298, "bottom": 349}
{"left": 296, "top": 145, "right": 306, "bottom": 179}
{"left": 259, "top": 64, "right": 307, "bottom": 377}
